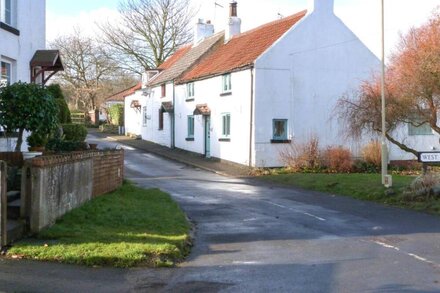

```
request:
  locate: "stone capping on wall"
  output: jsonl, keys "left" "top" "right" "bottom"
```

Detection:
{"left": 28, "top": 150, "right": 124, "bottom": 168}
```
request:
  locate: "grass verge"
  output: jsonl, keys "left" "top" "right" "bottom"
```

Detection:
{"left": 260, "top": 173, "right": 440, "bottom": 215}
{"left": 7, "top": 182, "right": 191, "bottom": 268}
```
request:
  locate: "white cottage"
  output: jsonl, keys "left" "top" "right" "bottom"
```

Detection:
{"left": 170, "top": 0, "right": 379, "bottom": 167}
{"left": 1, "top": 0, "right": 63, "bottom": 151}
{"left": 137, "top": 0, "right": 428, "bottom": 167}
{"left": 141, "top": 31, "right": 224, "bottom": 148}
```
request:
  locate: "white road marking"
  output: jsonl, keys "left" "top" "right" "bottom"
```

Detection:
{"left": 371, "top": 240, "right": 440, "bottom": 268}
{"left": 232, "top": 261, "right": 262, "bottom": 265}
{"left": 302, "top": 212, "right": 326, "bottom": 222}
{"left": 373, "top": 241, "right": 400, "bottom": 251}
{"left": 263, "top": 200, "right": 327, "bottom": 222}
{"left": 243, "top": 218, "right": 258, "bottom": 222}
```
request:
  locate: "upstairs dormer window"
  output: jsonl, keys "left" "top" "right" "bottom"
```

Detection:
{"left": 222, "top": 73, "right": 231, "bottom": 93}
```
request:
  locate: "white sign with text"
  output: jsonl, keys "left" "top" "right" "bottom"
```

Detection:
{"left": 419, "top": 152, "right": 440, "bottom": 163}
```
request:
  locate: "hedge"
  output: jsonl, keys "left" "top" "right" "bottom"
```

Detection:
{"left": 62, "top": 124, "right": 88, "bottom": 142}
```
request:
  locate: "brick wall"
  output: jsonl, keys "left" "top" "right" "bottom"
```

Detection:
{"left": 23, "top": 150, "right": 124, "bottom": 233}
{"left": 92, "top": 150, "right": 124, "bottom": 197}
{"left": 27, "top": 150, "right": 124, "bottom": 197}
{"left": 0, "top": 152, "right": 23, "bottom": 167}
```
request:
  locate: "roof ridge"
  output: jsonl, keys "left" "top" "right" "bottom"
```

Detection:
{"left": 105, "top": 82, "right": 141, "bottom": 100}
{"left": 230, "top": 10, "right": 307, "bottom": 40}
{"left": 178, "top": 9, "right": 307, "bottom": 83}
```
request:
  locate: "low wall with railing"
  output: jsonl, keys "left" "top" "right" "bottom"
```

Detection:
{"left": 21, "top": 150, "right": 124, "bottom": 233}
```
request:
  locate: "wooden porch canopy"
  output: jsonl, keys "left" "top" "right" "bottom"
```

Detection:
{"left": 161, "top": 102, "right": 174, "bottom": 113}
{"left": 193, "top": 104, "right": 211, "bottom": 116}
{"left": 30, "top": 50, "right": 64, "bottom": 85}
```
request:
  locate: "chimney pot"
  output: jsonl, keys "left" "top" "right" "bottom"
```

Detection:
{"left": 226, "top": 1, "right": 241, "bottom": 41}
{"left": 194, "top": 19, "right": 214, "bottom": 45}
{"left": 229, "top": 1, "right": 237, "bottom": 17}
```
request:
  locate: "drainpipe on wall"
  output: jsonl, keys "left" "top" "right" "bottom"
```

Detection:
{"left": 172, "top": 81, "right": 176, "bottom": 149}
{"left": 249, "top": 66, "right": 254, "bottom": 168}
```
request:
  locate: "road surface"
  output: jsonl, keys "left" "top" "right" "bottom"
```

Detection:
{"left": 0, "top": 134, "right": 439, "bottom": 292}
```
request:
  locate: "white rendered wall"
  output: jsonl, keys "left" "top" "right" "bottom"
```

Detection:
{"left": 174, "top": 70, "right": 252, "bottom": 166}
{"left": 253, "top": 9, "right": 380, "bottom": 167}
{"left": 0, "top": 0, "right": 45, "bottom": 152}
{"left": 388, "top": 125, "right": 439, "bottom": 161}
{"left": 0, "top": 0, "right": 45, "bottom": 83}
{"left": 124, "top": 91, "right": 143, "bottom": 136}
{"left": 141, "top": 82, "right": 173, "bottom": 148}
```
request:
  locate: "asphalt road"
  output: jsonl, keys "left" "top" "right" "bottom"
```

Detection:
{"left": 1, "top": 134, "right": 439, "bottom": 292}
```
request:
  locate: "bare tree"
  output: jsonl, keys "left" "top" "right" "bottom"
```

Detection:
{"left": 338, "top": 8, "right": 440, "bottom": 156}
{"left": 99, "top": 0, "right": 195, "bottom": 74}
{"left": 51, "top": 30, "right": 135, "bottom": 111}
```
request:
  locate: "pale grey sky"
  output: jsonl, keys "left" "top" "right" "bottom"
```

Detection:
{"left": 46, "top": 0, "right": 439, "bottom": 58}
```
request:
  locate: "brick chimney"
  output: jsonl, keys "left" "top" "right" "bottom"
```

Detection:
{"left": 194, "top": 19, "right": 215, "bottom": 45}
{"left": 308, "top": 0, "right": 334, "bottom": 14}
{"left": 225, "top": 1, "right": 241, "bottom": 41}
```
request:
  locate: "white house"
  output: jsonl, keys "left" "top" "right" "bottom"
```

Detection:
{"left": 140, "top": 30, "right": 224, "bottom": 148}
{"left": 0, "top": 0, "right": 63, "bottom": 151}
{"left": 120, "top": 83, "right": 144, "bottom": 137}
{"left": 131, "top": 0, "right": 429, "bottom": 167}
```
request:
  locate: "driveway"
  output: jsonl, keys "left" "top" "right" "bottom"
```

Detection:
{"left": 1, "top": 134, "right": 439, "bottom": 292}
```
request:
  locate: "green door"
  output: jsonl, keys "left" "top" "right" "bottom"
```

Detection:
{"left": 205, "top": 116, "right": 211, "bottom": 158}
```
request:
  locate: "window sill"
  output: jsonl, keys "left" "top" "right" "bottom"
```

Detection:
{"left": 186, "top": 137, "right": 194, "bottom": 141}
{"left": 271, "top": 139, "right": 291, "bottom": 144}
{"left": 219, "top": 138, "right": 231, "bottom": 142}
{"left": 408, "top": 134, "right": 434, "bottom": 136}
{"left": 186, "top": 98, "right": 195, "bottom": 102}
{"left": 220, "top": 92, "right": 232, "bottom": 97}
{"left": 0, "top": 22, "right": 19, "bottom": 36}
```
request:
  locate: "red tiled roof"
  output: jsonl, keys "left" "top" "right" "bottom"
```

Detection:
{"left": 158, "top": 45, "right": 192, "bottom": 70}
{"left": 106, "top": 82, "right": 142, "bottom": 102}
{"left": 179, "top": 10, "right": 307, "bottom": 83}
{"left": 149, "top": 33, "right": 224, "bottom": 87}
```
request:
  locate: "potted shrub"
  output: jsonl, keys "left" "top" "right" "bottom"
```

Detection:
{"left": 26, "top": 131, "right": 48, "bottom": 152}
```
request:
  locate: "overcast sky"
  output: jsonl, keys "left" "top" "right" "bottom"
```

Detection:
{"left": 46, "top": 0, "right": 439, "bottom": 59}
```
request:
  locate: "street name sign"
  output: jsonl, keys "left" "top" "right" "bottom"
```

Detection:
{"left": 418, "top": 152, "right": 440, "bottom": 163}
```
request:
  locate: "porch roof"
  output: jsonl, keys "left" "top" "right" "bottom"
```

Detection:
{"left": 193, "top": 104, "right": 211, "bottom": 116}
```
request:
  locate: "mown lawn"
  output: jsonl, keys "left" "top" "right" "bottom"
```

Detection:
{"left": 7, "top": 182, "right": 191, "bottom": 268}
{"left": 260, "top": 173, "right": 440, "bottom": 215}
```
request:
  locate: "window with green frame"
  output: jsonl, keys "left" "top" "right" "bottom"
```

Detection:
{"left": 273, "top": 119, "right": 288, "bottom": 140}
{"left": 3, "top": 0, "right": 13, "bottom": 26}
{"left": 142, "top": 106, "right": 148, "bottom": 126}
{"left": 187, "top": 115, "right": 194, "bottom": 138}
{"left": 222, "top": 73, "right": 231, "bottom": 93}
{"left": 187, "top": 82, "right": 194, "bottom": 98}
{"left": 1, "top": 61, "right": 11, "bottom": 86}
{"left": 221, "top": 113, "right": 231, "bottom": 137}
{"left": 408, "top": 120, "right": 432, "bottom": 136}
